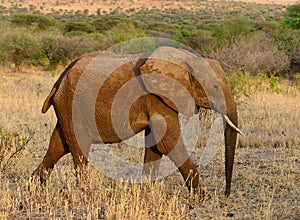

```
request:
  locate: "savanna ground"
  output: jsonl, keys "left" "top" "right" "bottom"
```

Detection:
{"left": 0, "top": 69, "right": 299, "bottom": 219}
{"left": 0, "top": 0, "right": 297, "bottom": 16}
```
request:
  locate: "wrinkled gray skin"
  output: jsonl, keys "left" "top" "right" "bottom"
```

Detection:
{"left": 33, "top": 47, "right": 239, "bottom": 197}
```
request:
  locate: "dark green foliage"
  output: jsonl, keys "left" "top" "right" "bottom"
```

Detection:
{"left": 39, "top": 35, "right": 98, "bottom": 69}
{"left": 0, "top": 31, "right": 37, "bottom": 71}
{"left": 174, "top": 28, "right": 214, "bottom": 55}
{"left": 254, "top": 20, "right": 281, "bottom": 38}
{"left": 64, "top": 21, "right": 96, "bottom": 34}
{"left": 39, "top": 37, "right": 61, "bottom": 68}
{"left": 220, "top": 17, "right": 253, "bottom": 43}
{"left": 282, "top": 4, "right": 300, "bottom": 29}
{"left": 92, "top": 15, "right": 132, "bottom": 32}
{"left": 143, "top": 22, "right": 179, "bottom": 37}
{"left": 11, "top": 13, "right": 56, "bottom": 30}
{"left": 273, "top": 28, "right": 300, "bottom": 55}
{"left": 291, "top": 45, "right": 300, "bottom": 73}
{"left": 285, "top": 4, "right": 300, "bottom": 18}
{"left": 282, "top": 17, "right": 300, "bottom": 29}
{"left": 228, "top": 72, "right": 283, "bottom": 97}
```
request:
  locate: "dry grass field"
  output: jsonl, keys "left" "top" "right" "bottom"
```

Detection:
{"left": 0, "top": 70, "right": 299, "bottom": 219}
{"left": 0, "top": 0, "right": 298, "bottom": 15}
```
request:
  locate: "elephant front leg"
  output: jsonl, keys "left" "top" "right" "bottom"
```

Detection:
{"left": 143, "top": 126, "right": 163, "bottom": 181}
{"left": 165, "top": 136, "right": 200, "bottom": 191}
{"left": 149, "top": 111, "right": 200, "bottom": 193}
{"left": 161, "top": 131, "right": 208, "bottom": 200}
{"left": 32, "top": 122, "right": 70, "bottom": 184}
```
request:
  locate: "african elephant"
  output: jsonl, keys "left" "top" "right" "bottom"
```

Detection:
{"left": 33, "top": 46, "right": 241, "bottom": 196}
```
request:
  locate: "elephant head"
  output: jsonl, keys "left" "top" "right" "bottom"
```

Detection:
{"left": 33, "top": 46, "right": 241, "bottom": 197}
{"left": 139, "top": 46, "right": 241, "bottom": 196}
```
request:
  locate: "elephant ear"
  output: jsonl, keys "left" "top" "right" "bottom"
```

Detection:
{"left": 139, "top": 46, "right": 227, "bottom": 116}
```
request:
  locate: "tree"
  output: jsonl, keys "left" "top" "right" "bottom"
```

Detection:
{"left": 1, "top": 31, "right": 37, "bottom": 71}
{"left": 40, "top": 34, "right": 98, "bottom": 69}
{"left": 11, "top": 13, "right": 56, "bottom": 31}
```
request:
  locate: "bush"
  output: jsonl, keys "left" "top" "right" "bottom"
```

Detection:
{"left": 228, "top": 72, "right": 283, "bottom": 97}
{"left": 285, "top": 3, "right": 300, "bottom": 18}
{"left": 254, "top": 20, "right": 281, "bottom": 38}
{"left": 282, "top": 17, "right": 300, "bottom": 29}
{"left": 0, "top": 31, "right": 38, "bottom": 71}
{"left": 227, "top": 72, "right": 262, "bottom": 97}
{"left": 282, "top": 4, "right": 300, "bottom": 29}
{"left": 40, "top": 34, "right": 98, "bottom": 69}
{"left": 92, "top": 15, "right": 133, "bottom": 32}
{"left": 174, "top": 28, "right": 214, "bottom": 55}
{"left": 219, "top": 17, "right": 253, "bottom": 44}
{"left": 291, "top": 44, "right": 300, "bottom": 72}
{"left": 101, "top": 22, "right": 142, "bottom": 48}
{"left": 64, "top": 21, "right": 96, "bottom": 34}
{"left": 211, "top": 35, "right": 290, "bottom": 76}
{"left": 11, "top": 13, "right": 56, "bottom": 31}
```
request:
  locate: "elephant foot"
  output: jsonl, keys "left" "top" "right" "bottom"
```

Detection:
{"left": 189, "top": 187, "right": 211, "bottom": 204}
{"left": 31, "top": 166, "right": 51, "bottom": 186}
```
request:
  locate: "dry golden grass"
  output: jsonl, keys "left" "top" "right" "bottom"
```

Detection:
{"left": 0, "top": 0, "right": 297, "bottom": 15}
{"left": 0, "top": 72, "right": 299, "bottom": 219}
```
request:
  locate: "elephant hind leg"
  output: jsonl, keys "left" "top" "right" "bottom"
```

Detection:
{"left": 32, "top": 122, "right": 70, "bottom": 183}
{"left": 142, "top": 126, "right": 163, "bottom": 181}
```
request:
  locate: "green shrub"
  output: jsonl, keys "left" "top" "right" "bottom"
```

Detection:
{"left": 143, "top": 22, "right": 178, "bottom": 37}
{"left": 228, "top": 72, "right": 262, "bottom": 97}
{"left": 285, "top": 3, "right": 300, "bottom": 18}
{"left": 267, "top": 75, "right": 283, "bottom": 93}
{"left": 282, "top": 4, "right": 300, "bottom": 29}
{"left": 228, "top": 72, "right": 283, "bottom": 97}
{"left": 92, "top": 15, "right": 132, "bottom": 32}
{"left": 254, "top": 20, "right": 281, "bottom": 38}
{"left": 64, "top": 21, "right": 96, "bottom": 34}
{"left": 39, "top": 34, "right": 98, "bottom": 69}
{"left": 11, "top": 13, "right": 56, "bottom": 30}
{"left": 220, "top": 17, "right": 253, "bottom": 44}
{"left": 101, "top": 22, "right": 143, "bottom": 47}
{"left": 174, "top": 26, "right": 214, "bottom": 55}
{"left": 0, "top": 31, "right": 38, "bottom": 71}
{"left": 282, "top": 17, "right": 300, "bottom": 29}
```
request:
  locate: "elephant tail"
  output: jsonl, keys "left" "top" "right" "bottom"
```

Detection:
{"left": 42, "top": 87, "right": 57, "bottom": 113}
{"left": 41, "top": 57, "right": 81, "bottom": 114}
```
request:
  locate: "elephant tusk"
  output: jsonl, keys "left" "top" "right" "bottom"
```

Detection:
{"left": 222, "top": 114, "right": 243, "bottom": 135}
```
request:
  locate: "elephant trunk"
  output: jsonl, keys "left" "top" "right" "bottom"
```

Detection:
{"left": 224, "top": 101, "right": 238, "bottom": 196}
